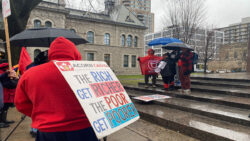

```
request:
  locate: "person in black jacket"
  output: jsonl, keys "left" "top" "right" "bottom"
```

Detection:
{"left": 155, "top": 52, "right": 177, "bottom": 90}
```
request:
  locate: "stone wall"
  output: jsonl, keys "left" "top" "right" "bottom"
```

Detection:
{"left": 208, "top": 42, "right": 248, "bottom": 72}
{"left": 247, "top": 37, "right": 250, "bottom": 72}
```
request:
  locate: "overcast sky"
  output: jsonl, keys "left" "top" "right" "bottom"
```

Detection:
{"left": 66, "top": 0, "right": 250, "bottom": 32}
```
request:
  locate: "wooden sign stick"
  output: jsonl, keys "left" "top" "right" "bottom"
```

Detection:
{"left": 4, "top": 17, "right": 12, "bottom": 71}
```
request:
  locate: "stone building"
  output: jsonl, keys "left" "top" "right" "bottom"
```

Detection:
{"left": 25, "top": 0, "right": 146, "bottom": 75}
{"left": 218, "top": 17, "right": 250, "bottom": 44}
{"left": 119, "top": 0, "right": 154, "bottom": 33}
{"left": 208, "top": 42, "right": 248, "bottom": 72}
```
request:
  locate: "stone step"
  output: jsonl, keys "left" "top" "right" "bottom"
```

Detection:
{"left": 134, "top": 102, "right": 250, "bottom": 141}
{"left": 127, "top": 89, "right": 250, "bottom": 127}
{"left": 191, "top": 85, "right": 250, "bottom": 97}
{"left": 156, "top": 78, "right": 250, "bottom": 88}
{"left": 139, "top": 82, "right": 250, "bottom": 97}
{"left": 191, "top": 79, "right": 250, "bottom": 89}
{"left": 125, "top": 86, "right": 250, "bottom": 109}
{"left": 190, "top": 76, "right": 250, "bottom": 83}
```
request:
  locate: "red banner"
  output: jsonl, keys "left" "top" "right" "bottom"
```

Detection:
{"left": 139, "top": 56, "right": 161, "bottom": 75}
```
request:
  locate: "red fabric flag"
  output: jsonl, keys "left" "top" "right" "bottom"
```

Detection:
{"left": 139, "top": 49, "right": 162, "bottom": 75}
{"left": 18, "top": 47, "right": 32, "bottom": 75}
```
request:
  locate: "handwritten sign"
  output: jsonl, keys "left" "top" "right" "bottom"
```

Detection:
{"left": 54, "top": 61, "right": 140, "bottom": 139}
{"left": 2, "top": 0, "right": 11, "bottom": 18}
{"left": 133, "top": 94, "right": 172, "bottom": 102}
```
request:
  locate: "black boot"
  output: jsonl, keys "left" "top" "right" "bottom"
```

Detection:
{"left": 169, "top": 85, "right": 174, "bottom": 91}
{"left": 3, "top": 110, "right": 15, "bottom": 124}
{"left": 0, "top": 111, "right": 9, "bottom": 128}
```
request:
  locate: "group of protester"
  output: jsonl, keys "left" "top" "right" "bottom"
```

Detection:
{"left": 0, "top": 37, "right": 99, "bottom": 141}
{"left": 138, "top": 48, "right": 193, "bottom": 94}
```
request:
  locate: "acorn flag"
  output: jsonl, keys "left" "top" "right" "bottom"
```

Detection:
{"left": 138, "top": 49, "right": 162, "bottom": 75}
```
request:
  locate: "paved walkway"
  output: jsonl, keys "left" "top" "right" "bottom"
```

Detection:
{"left": 1, "top": 108, "right": 197, "bottom": 141}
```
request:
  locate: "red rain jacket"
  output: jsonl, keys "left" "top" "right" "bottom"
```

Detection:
{"left": 138, "top": 49, "right": 162, "bottom": 75}
{"left": 179, "top": 51, "right": 194, "bottom": 75}
{"left": 15, "top": 37, "right": 91, "bottom": 132}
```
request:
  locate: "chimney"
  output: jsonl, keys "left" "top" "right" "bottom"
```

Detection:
{"left": 104, "top": 0, "right": 115, "bottom": 15}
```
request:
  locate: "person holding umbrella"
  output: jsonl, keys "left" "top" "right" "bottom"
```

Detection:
{"left": 15, "top": 37, "right": 98, "bottom": 141}
{"left": 178, "top": 48, "right": 194, "bottom": 94}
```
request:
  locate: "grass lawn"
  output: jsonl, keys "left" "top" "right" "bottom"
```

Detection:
{"left": 117, "top": 75, "right": 144, "bottom": 86}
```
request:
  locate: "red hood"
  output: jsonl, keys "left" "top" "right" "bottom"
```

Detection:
{"left": 147, "top": 49, "right": 154, "bottom": 56}
{"left": 0, "top": 63, "right": 9, "bottom": 71}
{"left": 48, "top": 37, "right": 82, "bottom": 61}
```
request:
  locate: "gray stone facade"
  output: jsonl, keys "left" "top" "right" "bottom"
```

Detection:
{"left": 208, "top": 42, "right": 248, "bottom": 72}
{"left": 25, "top": 0, "right": 146, "bottom": 75}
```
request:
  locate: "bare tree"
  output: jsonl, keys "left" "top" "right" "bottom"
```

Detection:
{"left": 162, "top": 0, "right": 207, "bottom": 44}
{"left": 203, "top": 30, "right": 215, "bottom": 73}
{"left": 65, "top": 0, "right": 104, "bottom": 13}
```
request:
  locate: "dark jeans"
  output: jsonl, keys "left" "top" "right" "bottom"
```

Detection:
{"left": 36, "top": 127, "right": 98, "bottom": 141}
{"left": 145, "top": 74, "right": 157, "bottom": 85}
{"left": 162, "top": 75, "right": 175, "bottom": 85}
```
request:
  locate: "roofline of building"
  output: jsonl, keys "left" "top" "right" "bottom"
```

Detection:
{"left": 67, "top": 14, "right": 147, "bottom": 29}
{"left": 36, "top": 5, "right": 70, "bottom": 14}
{"left": 36, "top": 4, "right": 147, "bottom": 30}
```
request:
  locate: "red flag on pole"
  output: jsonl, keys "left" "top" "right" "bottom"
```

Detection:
{"left": 18, "top": 47, "right": 32, "bottom": 75}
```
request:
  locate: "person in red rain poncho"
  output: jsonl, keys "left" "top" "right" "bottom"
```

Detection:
{"left": 0, "top": 51, "right": 19, "bottom": 128}
{"left": 178, "top": 48, "right": 194, "bottom": 94}
{"left": 138, "top": 49, "right": 162, "bottom": 88}
{"left": 15, "top": 37, "right": 98, "bottom": 141}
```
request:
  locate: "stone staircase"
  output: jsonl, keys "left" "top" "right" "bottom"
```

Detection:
{"left": 124, "top": 76, "right": 250, "bottom": 141}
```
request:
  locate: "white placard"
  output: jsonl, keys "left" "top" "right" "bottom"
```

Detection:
{"left": 133, "top": 94, "right": 172, "bottom": 102}
{"left": 2, "top": 0, "right": 11, "bottom": 18}
{"left": 54, "top": 61, "right": 140, "bottom": 139}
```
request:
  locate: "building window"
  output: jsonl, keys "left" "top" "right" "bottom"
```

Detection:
{"left": 87, "top": 31, "right": 94, "bottom": 44}
{"left": 127, "top": 35, "right": 132, "bottom": 47}
{"left": 45, "top": 21, "right": 52, "bottom": 27}
{"left": 121, "top": 35, "right": 125, "bottom": 47}
{"left": 134, "top": 36, "right": 138, "bottom": 47}
{"left": 123, "top": 55, "right": 129, "bottom": 67}
{"left": 34, "top": 49, "right": 41, "bottom": 60}
{"left": 87, "top": 53, "right": 94, "bottom": 61}
{"left": 70, "top": 29, "right": 76, "bottom": 33}
{"left": 131, "top": 55, "right": 136, "bottom": 67}
{"left": 104, "top": 54, "right": 111, "bottom": 66}
{"left": 104, "top": 33, "right": 110, "bottom": 45}
{"left": 34, "top": 20, "right": 41, "bottom": 28}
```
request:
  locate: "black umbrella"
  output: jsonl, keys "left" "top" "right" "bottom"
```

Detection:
{"left": 9, "top": 27, "right": 88, "bottom": 47}
{"left": 162, "top": 42, "right": 194, "bottom": 50}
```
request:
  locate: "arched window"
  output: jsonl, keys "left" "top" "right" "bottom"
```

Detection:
{"left": 70, "top": 29, "right": 76, "bottom": 33}
{"left": 134, "top": 36, "right": 138, "bottom": 47}
{"left": 121, "top": 35, "right": 125, "bottom": 47}
{"left": 34, "top": 49, "right": 41, "bottom": 60}
{"left": 127, "top": 35, "right": 132, "bottom": 47}
{"left": 34, "top": 20, "right": 41, "bottom": 28}
{"left": 87, "top": 31, "right": 94, "bottom": 44}
{"left": 45, "top": 21, "right": 52, "bottom": 27}
{"left": 104, "top": 33, "right": 110, "bottom": 45}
